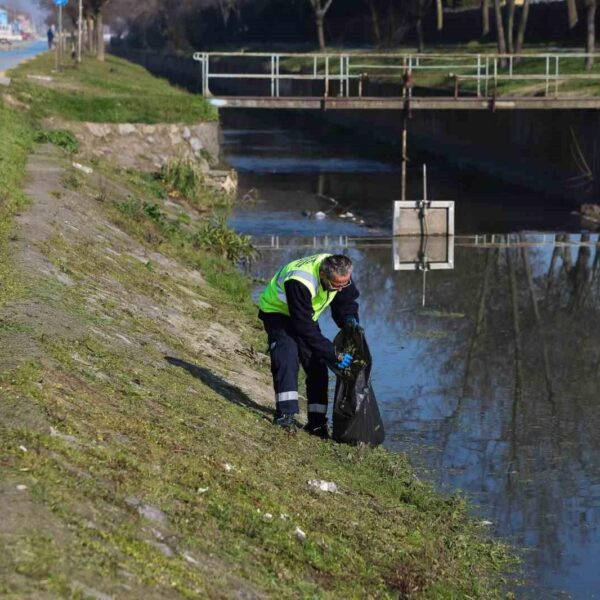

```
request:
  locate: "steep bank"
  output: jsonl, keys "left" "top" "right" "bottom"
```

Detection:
{"left": 1, "top": 56, "right": 516, "bottom": 597}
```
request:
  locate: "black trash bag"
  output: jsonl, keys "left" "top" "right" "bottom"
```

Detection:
{"left": 332, "top": 326, "right": 385, "bottom": 446}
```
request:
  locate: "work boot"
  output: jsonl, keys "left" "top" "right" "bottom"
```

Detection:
{"left": 273, "top": 413, "right": 297, "bottom": 432}
{"left": 303, "top": 422, "right": 330, "bottom": 440}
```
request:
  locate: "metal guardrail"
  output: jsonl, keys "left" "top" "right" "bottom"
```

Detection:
{"left": 192, "top": 51, "right": 600, "bottom": 99}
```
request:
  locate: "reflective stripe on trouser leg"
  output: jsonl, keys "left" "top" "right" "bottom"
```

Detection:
{"left": 276, "top": 391, "right": 299, "bottom": 415}
{"left": 302, "top": 349, "right": 329, "bottom": 426}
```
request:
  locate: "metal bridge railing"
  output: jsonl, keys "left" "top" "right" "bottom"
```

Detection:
{"left": 192, "top": 51, "right": 600, "bottom": 99}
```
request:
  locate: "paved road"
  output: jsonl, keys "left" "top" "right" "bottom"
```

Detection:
{"left": 0, "top": 40, "right": 47, "bottom": 74}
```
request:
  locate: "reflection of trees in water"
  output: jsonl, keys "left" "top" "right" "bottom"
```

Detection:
{"left": 371, "top": 237, "right": 600, "bottom": 581}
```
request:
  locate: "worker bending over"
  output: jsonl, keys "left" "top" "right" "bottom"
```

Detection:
{"left": 258, "top": 253, "right": 360, "bottom": 438}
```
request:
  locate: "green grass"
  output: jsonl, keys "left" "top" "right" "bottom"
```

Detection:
{"left": 0, "top": 48, "right": 519, "bottom": 597}
{"left": 0, "top": 104, "right": 35, "bottom": 307}
{"left": 7, "top": 52, "right": 217, "bottom": 123}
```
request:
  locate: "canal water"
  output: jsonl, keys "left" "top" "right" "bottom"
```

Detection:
{"left": 222, "top": 110, "right": 600, "bottom": 599}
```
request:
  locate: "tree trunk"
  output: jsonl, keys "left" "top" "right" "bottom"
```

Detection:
{"left": 416, "top": 17, "right": 424, "bottom": 51}
{"left": 87, "top": 17, "right": 95, "bottom": 55}
{"left": 316, "top": 12, "right": 326, "bottom": 50}
{"left": 367, "top": 0, "right": 382, "bottom": 45}
{"left": 436, "top": 0, "right": 443, "bottom": 31}
{"left": 514, "top": 0, "right": 530, "bottom": 55}
{"left": 482, "top": 0, "right": 490, "bottom": 36}
{"left": 567, "top": 0, "right": 578, "bottom": 28}
{"left": 416, "top": 0, "right": 425, "bottom": 52}
{"left": 585, "top": 0, "right": 596, "bottom": 70}
{"left": 493, "top": 0, "right": 507, "bottom": 67}
{"left": 96, "top": 10, "right": 105, "bottom": 61}
{"left": 506, "top": 0, "right": 515, "bottom": 54}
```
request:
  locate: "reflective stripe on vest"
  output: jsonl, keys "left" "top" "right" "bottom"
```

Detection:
{"left": 258, "top": 253, "right": 337, "bottom": 321}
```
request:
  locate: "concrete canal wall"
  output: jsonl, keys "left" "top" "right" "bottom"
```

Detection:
{"left": 111, "top": 46, "right": 600, "bottom": 201}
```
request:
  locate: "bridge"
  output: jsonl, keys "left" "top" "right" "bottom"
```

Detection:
{"left": 193, "top": 51, "right": 600, "bottom": 110}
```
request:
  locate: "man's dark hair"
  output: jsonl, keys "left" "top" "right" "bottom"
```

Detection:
{"left": 320, "top": 254, "right": 353, "bottom": 278}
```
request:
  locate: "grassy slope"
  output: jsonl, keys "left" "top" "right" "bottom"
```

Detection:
{"left": 0, "top": 55, "right": 517, "bottom": 598}
{"left": 0, "top": 103, "right": 34, "bottom": 306}
{"left": 7, "top": 52, "right": 217, "bottom": 123}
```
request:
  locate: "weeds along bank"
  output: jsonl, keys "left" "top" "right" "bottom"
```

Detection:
{"left": 0, "top": 55, "right": 517, "bottom": 598}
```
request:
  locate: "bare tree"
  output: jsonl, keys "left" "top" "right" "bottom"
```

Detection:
{"left": 309, "top": 0, "right": 334, "bottom": 50}
{"left": 481, "top": 0, "right": 490, "bottom": 36}
{"left": 514, "top": 0, "right": 529, "bottom": 55}
{"left": 584, "top": 0, "right": 596, "bottom": 69}
{"left": 493, "top": 0, "right": 507, "bottom": 66}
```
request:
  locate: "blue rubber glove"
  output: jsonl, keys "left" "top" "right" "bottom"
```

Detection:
{"left": 345, "top": 317, "right": 359, "bottom": 328}
{"left": 336, "top": 353, "right": 353, "bottom": 369}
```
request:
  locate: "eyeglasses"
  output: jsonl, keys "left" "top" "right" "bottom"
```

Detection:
{"left": 326, "top": 278, "right": 352, "bottom": 291}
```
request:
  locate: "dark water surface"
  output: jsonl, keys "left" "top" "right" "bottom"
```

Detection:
{"left": 223, "top": 111, "right": 600, "bottom": 599}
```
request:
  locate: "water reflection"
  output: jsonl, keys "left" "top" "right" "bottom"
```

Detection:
{"left": 248, "top": 235, "right": 600, "bottom": 599}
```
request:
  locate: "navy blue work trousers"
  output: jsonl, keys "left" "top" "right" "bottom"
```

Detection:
{"left": 260, "top": 312, "right": 329, "bottom": 425}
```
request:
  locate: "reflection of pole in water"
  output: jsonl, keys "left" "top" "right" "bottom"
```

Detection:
{"left": 506, "top": 247, "right": 522, "bottom": 476}
{"left": 460, "top": 249, "right": 494, "bottom": 401}
{"left": 317, "top": 172, "right": 325, "bottom": 197}
{"left": 520, "top": 235, "right": 554, "bottom": 405}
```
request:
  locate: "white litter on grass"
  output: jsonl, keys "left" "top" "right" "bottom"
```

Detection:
{"left": 72, "top": 162, "right": 94, "bottom": 175}
{"left": 264, "top": 513, "right": 273, "bottom": 520}
{"left": 294, "top": 526, "right": 307, "bottom": 541}
{"left": 314, "top": 211, "right": 326, "bottom": 220}
{"left": 280, "top": 513, "right": 289, "bottom": 520}
{"left": 183, "top": 552, "right": 200, "bottom": 566}
{"left": 223, "top": 463, "right": 233, "bottom": 472}
{"left": 308, "top": 479, "right": 338, "bottom": 493}
{"left": 18, "top": 445, "right": 27, "bottom": 453}
{"left": 16, "top": 485, "right": 28, "bottom": 491}
{"left": 197, "top": 487, "right": 209, "bottom": 494}
{"left": 480, "top": 520, "right": 494, "bottom": 526}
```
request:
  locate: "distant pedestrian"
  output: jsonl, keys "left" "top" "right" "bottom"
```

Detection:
{"left": 47, "top": 26, "right": 54, "bottom": 50}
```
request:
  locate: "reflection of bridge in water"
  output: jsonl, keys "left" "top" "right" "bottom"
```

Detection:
{"left": 253, "top": 232, "right": 600, "bottom": 250}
